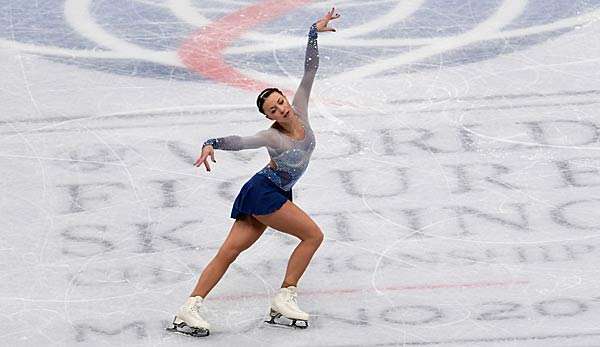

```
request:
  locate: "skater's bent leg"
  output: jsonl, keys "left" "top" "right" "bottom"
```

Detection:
{"left": 253, "top": 201, "right": 323, "bottom": 288}
{"left": 190, "top": 216, "right": 266, "bottom": 298}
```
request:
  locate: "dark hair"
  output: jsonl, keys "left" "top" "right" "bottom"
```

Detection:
{"left": 256, "top": 88, "right": 283, "bottom": 115}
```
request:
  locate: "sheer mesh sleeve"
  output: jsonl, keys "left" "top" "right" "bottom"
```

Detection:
{"left": 203, "top": 128, "right": 282, "bottom": 151}
{"left": 292, "top": 23, "right": 319, "bottom": 124}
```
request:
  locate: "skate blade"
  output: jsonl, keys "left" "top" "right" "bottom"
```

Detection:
{"left": 167, "top": 321, "right": 210, "bottom": 337}
{"left": 264, "top": 311, "right": 308, "bottom": 329}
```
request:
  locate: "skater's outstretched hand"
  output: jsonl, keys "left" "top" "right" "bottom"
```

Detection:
{"left": 315, "top": 7, "right": 341, "bottom": 32}
{"left": 194, "top": 145, "right": 216, "bottom": 171}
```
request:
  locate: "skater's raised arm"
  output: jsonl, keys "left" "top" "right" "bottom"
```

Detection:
{"left": 292, "top": 8, "right": 340, "bottom": 122}
{"left": 291, "top": 24, "right": 318, "bottom": 121}
{"left": 194, "top": 129, "right": 281, "bottom": 171}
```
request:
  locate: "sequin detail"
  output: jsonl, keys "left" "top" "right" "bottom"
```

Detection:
{"left": 258, "top": 120, "right": 316, "bottom": 191}
{"left": 202, "top": 23, "right": 319, "bottom": 191}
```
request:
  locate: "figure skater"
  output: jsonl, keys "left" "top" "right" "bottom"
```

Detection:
{"left": 169, "top": 8, "right": 341, "bottom": 337}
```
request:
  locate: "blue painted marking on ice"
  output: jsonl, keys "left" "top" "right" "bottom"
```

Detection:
{"left": 1, "top": 0, "right": 599, "bottom": 80}
{"left": 90, "top": 0, "right": 194, "bottom": 51}
{"left": 362, "top": 0, "right": 502, "bottom": 39}
{"left": 0, "top": 0, "right": 103, "bottom": 50}
{"left": 46, "top": 56, "right": 203, "bottom": 81}
{"left": 505, "top": 0, "right": 600, "bottom": 30}
{"left": 372, "top": 30, "right": 569, "bottom": 77}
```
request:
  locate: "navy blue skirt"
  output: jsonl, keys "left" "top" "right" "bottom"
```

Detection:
{"left": 231, "top": 173, "right": 293, "bottom": 220}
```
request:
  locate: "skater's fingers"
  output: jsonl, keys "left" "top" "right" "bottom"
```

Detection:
{"left": 210, "top": 151, "right": 216, "bottom": 163}
{"left": 203, "top": 159, "right": 211, "bottom": 172}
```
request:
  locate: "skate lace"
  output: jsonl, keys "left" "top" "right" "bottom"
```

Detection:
{"left": 287, "top": 292, "right": 298, "bottom": 306}
{"left": 191, "top": 303, "right": 202, "bottom": 314}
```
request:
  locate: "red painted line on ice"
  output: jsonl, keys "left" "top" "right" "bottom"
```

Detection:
{"left": 210, "top": 280, "right": 529, "bottom": 302}
{"left": 178, "top": 0, "right": 312, "bottom": 93}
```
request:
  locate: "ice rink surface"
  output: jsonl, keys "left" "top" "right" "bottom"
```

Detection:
{"left": 2, "top": 0, "right": 600, "bottom": 345}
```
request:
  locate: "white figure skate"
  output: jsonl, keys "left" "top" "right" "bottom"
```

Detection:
{"left": 265, "top": 286, "right": 309, "bottom": 329}
{"left": 167, "top": 296, "right": 211, "bottom": 337}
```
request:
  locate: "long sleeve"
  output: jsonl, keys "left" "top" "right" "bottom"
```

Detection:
{"left": 292, "top": 23, "right": 319, "bottom": 123}
{"left": 203, "top": 129, "right": 279, "bottom": 151}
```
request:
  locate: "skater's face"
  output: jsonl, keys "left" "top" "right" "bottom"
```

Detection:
{"left": 262, "top": 92, "right": 293, "bottom": 122}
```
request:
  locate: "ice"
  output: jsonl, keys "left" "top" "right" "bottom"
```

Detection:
{"left": 2, "top": 0, "right": 600, "bottom": 346}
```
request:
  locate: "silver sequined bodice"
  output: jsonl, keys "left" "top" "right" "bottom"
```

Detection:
{"left": 258, "top": 114, "right": 316, "bottom": 191}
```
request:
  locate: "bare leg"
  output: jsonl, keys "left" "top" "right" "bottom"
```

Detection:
{"left": 253, "top": 201, "right": 323, "bottom": 288}
{"left": 190, "top": 216, "right": 266, "bottom": 298}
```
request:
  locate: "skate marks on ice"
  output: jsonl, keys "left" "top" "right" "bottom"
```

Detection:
{"left": 13, "top": 285, "right": 598, "bottom": 345}
{"left": 2, "top": 1, "right": 600, "bottom": 347}
{"left": 63, "top": 291, "right": 600, "bottom": 345}
{"left": 3, "top": 135, "right": 600, "bottom": 344}
{"left": 5, "top": 112, "right": 600, "bottom": 239}
{"left": 1, "top": 1, "right": 600, "bottom": 81}
{"left": 3, "top": 86, "right": 600, "bottom": 133}
{"left": 298, "top": 296, "right": 600, "bottom": 346}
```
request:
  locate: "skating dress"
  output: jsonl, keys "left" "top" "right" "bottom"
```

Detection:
{"left": 202, "top": 24, "right": 319, "bottom": 220}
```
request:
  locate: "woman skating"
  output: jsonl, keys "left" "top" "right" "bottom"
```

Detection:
{"left": 169, "top": 7, "right": 341, "bottom": 337}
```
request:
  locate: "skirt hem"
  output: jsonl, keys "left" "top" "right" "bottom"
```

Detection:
{"left": 230, "top": 173, "right": 293, "bottom": 220}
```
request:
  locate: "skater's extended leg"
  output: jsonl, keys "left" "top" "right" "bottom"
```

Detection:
{"left": 253, "top": 201, "right": 323, "bottom": 288}
{"left": 169, "top": 218, "right": 265, "bottom": 337}
{"left": 190, "top": 216, "right": 267, "bottom": 298}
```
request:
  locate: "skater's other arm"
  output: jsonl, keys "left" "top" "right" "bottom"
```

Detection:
{"left": 292, "top": 8, "right": 340, "bottom": 122}
{"left": 194, "top": 129, "right": 280, "bottom": 171}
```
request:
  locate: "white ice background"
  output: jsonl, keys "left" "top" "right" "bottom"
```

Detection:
{"left": 2, "top": 0, "right": 600, "bottom": 346}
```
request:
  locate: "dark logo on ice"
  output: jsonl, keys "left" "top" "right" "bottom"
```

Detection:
{"left": 1, "top": 0, "right": 599, "bottom": 80}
